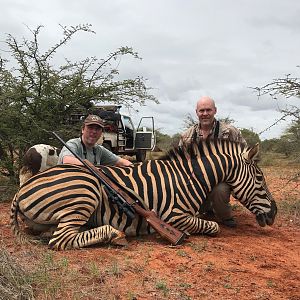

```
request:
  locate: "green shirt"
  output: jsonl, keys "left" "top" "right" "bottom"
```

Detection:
{"left": 58, "top": 137, "right": 119, "bottom": 166}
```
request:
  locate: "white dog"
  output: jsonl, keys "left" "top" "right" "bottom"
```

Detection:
{"left": 19, "top": 144, "right": 60, "bottom": 186}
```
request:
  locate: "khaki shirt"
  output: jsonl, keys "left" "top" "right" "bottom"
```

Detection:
{"left": 179, "top": 120, "right": 247, "bottom": 147}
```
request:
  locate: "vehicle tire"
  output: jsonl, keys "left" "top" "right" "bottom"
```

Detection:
{"left": 102, "top": 142, "right": 112, "bottom": 151}
{"left": 136, "top": 149, "right": 146, "bottom": 162}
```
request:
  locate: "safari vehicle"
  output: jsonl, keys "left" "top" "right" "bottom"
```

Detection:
{"left": 70, "top": 105, "right": 156, "bottom": 162}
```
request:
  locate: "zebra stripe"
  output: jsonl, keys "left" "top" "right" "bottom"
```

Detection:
{"left": 11, "top": 165, "right": 125, "bottom": 250}
{"left": 10, "top": 139, "right": 277, "bottom": 250}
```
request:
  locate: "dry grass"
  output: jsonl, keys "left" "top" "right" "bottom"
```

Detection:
{"left": 0, "top": 157, "right": 299, "bottom": 299}
{"left": 279, "top": 191, "right": 298, "bottom": 227}
{"left": 0, "top": 245, "right": 34, "bottom": 299}
{"left": 262, "top": 161, "right": 300, "bottom": 226}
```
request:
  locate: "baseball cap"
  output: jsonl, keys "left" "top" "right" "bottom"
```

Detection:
{"left": 84, "top": 115, "right": 105, "bottom": 128}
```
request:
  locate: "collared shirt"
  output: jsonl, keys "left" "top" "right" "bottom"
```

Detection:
{"left": 57, "top": 137, "right": 119, "bottom": 166}
{"left": 179, "top": 119, "right": 247, "bottom": 147}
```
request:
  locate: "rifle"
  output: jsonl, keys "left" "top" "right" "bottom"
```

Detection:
{"left": 52, "top": 132, "right": 187, "bottom": 246}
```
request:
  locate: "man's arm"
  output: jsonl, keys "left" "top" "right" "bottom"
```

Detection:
{"left": 61, "top": 155, "right": 84, "bottom": 165}
{"left": 57, "top": 139, "right": 82, "bottom": 165}
{"left": 115, "top": 157, "right": 133, "bottom": 167}
{"left": 62, "top": 153, "right": 132, "bottom": 167}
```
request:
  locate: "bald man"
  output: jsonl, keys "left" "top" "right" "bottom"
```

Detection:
{"left": 179, "top": 96, "right": 247, "bottom": 227}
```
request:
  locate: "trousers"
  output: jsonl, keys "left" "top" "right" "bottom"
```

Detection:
{"left": 204, "top": 182, "right": 233, "bottom": 221}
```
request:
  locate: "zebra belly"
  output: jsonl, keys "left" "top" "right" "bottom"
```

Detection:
{"left": 20, "top": 213, "right": 57, "bottom": 233}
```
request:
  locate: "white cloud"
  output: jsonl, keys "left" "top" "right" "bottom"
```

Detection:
{"left": 1, "top": 0, "right": 299, "bottom": 141}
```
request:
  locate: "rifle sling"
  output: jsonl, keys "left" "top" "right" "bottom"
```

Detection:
{"left": 81, "top": 163, "right": 149, "bottom": 212}
{"left": 99, "top": 167, "right": 149, "bottom": 210}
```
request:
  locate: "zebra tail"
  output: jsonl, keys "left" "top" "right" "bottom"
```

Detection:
{"left": 10, "top": 194, "right": 29, "bottom": 244}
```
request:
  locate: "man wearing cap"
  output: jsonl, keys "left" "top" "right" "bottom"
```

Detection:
{"left": 58, "top": 115, "right": 132, "bottom": 167}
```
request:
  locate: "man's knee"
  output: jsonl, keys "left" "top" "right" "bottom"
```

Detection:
{"left": 208, "top": 183, "right": 231, "bottom": 203}
{"left": 208, "top": 183, "right": 233, "bottom": 221}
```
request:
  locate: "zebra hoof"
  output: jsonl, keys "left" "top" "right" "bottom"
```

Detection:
{"left": 205, "top": 221, "right": 220, "bottom": 236}
{"left": 111, "top": 232, "right": 128, "bottom": 246}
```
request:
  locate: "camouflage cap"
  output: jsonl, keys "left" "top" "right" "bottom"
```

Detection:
{"left": 84, "top": 115, "right": 105, "bottom": 128}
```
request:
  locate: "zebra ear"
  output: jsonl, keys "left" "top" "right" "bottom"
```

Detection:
{"left": 243, "top": 143, "right": 260, "bottom": 161}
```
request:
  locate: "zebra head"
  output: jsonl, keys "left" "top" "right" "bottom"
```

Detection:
{"left": 229, "top": 143, "right": 277, "bottom": 227}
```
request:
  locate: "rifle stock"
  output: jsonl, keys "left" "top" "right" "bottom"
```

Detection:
{"left": 143, "top": 210, "right": 187, "bottom": 245}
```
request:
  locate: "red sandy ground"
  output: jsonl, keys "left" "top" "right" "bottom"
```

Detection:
{"left": 0, "top": 166, "right": 299, "bottom": 300}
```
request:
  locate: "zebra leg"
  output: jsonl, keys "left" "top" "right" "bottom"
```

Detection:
{"left": 48, "top": 215, "right": 127, "bottom": 250}
{"left": 170, "top": 213, "right": 220, "bottom": 236}
{"left": 21, "top": 214, "right": 56, "bottom": 234}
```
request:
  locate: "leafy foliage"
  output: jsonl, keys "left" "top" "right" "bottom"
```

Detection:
{"left": 155, "top": 129, "right": 180, "bottom": 150}
{"left": 261, "top": 120, "right": 300, "bottom": 160}
{"left": 0, "top": 24, "right": 157, "bottom": 179}
{"left": 240, "top": 128, "right": 261, "bottom": 146}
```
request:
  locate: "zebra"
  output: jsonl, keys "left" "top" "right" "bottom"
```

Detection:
{"left": 10, "top": 139, "right": 277, "bottom": 250}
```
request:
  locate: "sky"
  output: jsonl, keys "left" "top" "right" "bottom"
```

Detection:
{"left": 1, "top": 0, "right": 300, "bottom": 140}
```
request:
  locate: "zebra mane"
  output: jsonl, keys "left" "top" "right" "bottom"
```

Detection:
{"left": 160, "top": 139, "right": 248, "bottom": 161}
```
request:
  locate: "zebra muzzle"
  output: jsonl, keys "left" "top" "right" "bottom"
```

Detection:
{"left": 256, "top": 214, "right": 267, "bottom": 227}
{"left": 256, "top": 213, "right": 276, "bottom": 227}
{"left": 256, "top": 200, "right": 277, "bottom": 227}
